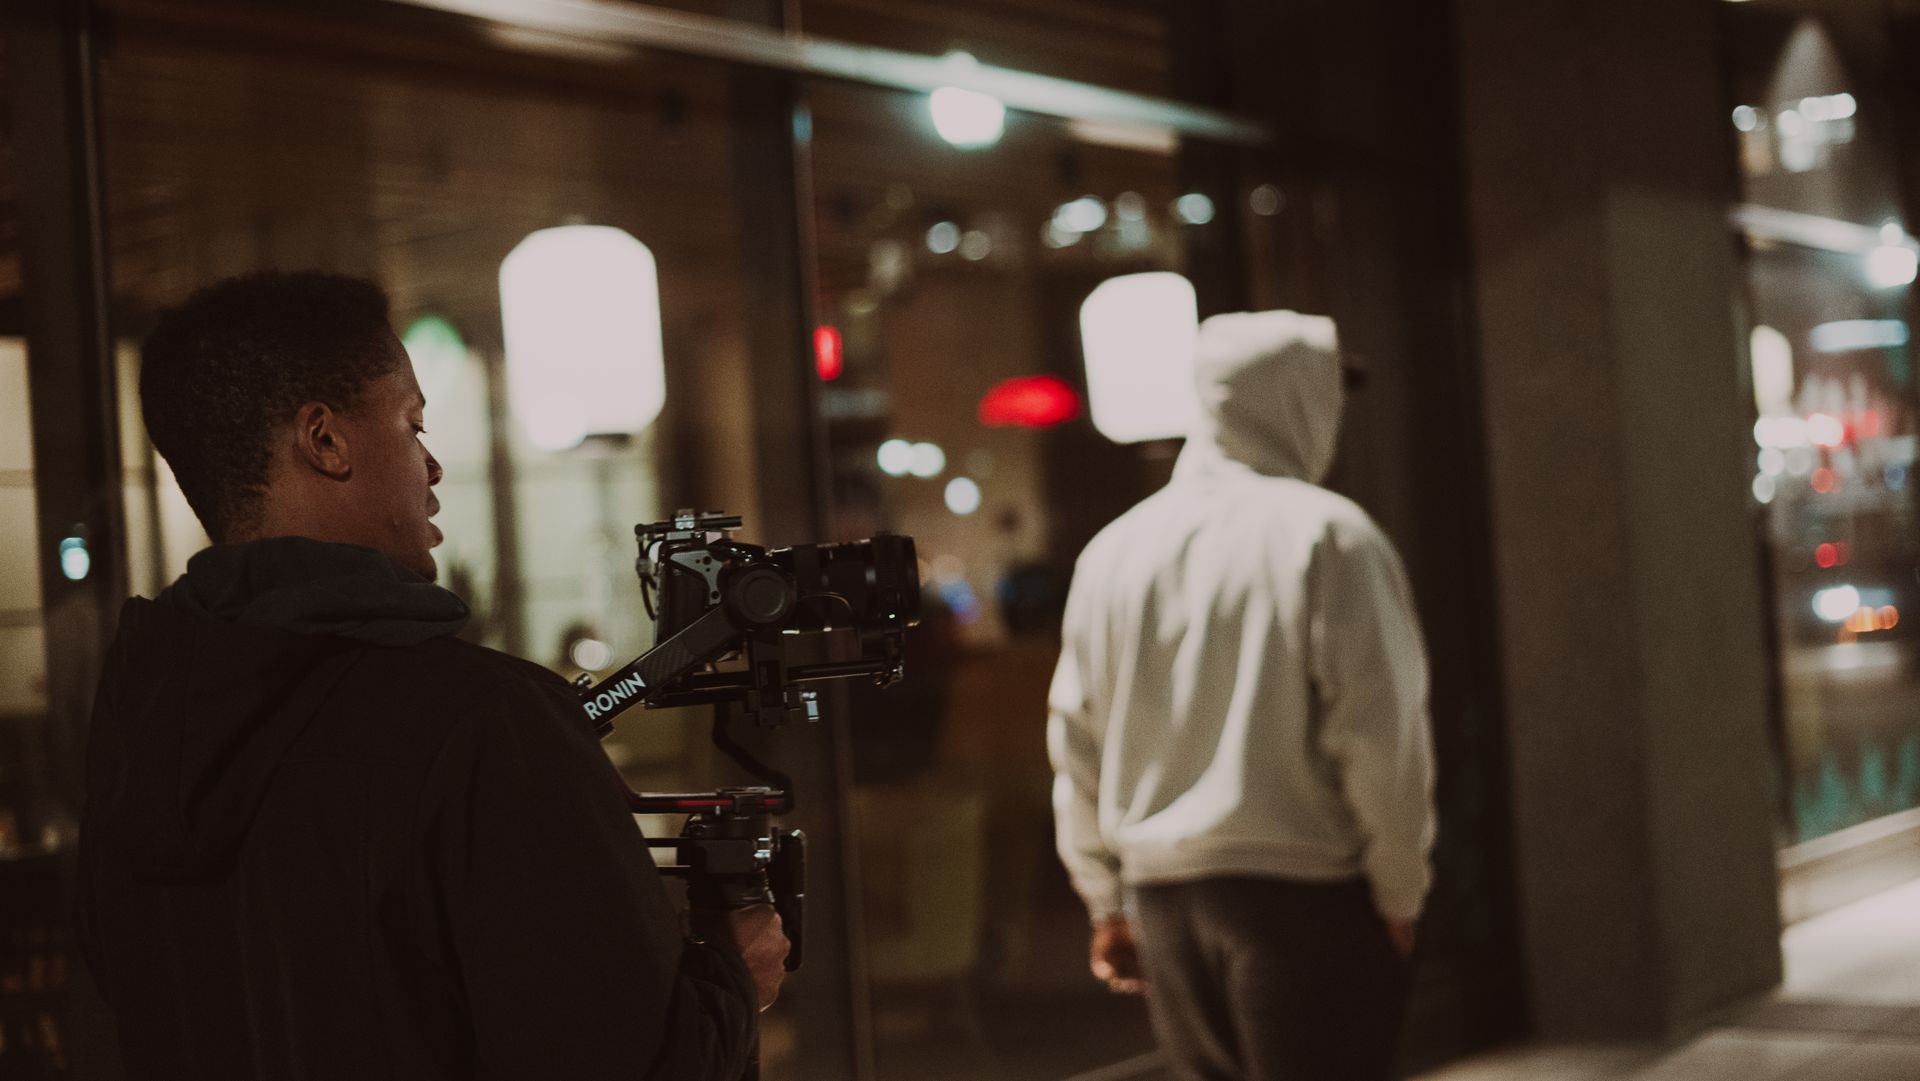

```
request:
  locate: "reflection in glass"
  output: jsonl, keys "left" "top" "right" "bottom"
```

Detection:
{"left": 1730, "top": 14, "right": 1920, "bottom": 847}
{"left": 807, "top": 72, "right": 1214, "bottom": 1077}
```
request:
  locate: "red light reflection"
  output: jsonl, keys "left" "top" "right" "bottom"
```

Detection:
{"left": 814, "top": 325, "right": 844, "bottom": 381}
{"left": 979, "top": 375, "right": 1082, "bottom": 428}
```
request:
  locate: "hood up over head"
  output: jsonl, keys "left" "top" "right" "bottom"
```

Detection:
{"left": 1179, "top": 309, "right": 1344, "bottom": 482}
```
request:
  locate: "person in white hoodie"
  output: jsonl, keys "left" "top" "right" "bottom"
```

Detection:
{"left": 1048, "top": 310, "right": 1435, "bottom": 1081}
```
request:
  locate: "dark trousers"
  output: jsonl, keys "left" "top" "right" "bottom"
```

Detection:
{"left": 1132, "top": 876, "right": 1410, "bottom": 1081}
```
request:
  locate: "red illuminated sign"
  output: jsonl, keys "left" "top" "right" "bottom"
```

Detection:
{"left": 979, "top": 375, "right": 1081, "bottom": 428}
{"left": 815, "top": 325, "right": 845, "bottom": 381}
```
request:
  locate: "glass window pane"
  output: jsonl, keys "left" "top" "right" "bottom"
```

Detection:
{"left": 0, "top": 29, "right": 83, "bottom": 1078}
{"left": 1750, "top": 241, "right": 1920, "bottom": 843}
{"left": 1729, "top": 15, "right": 1920, "bottom": 845}
{"left": 96, "top": 12, "right": 834, "bottom": 1075}
{"left": 808, "top": 76, "right": 1214, "bottom": 1076}
{"left": 101, "top": 16, "right": 758, "bottom": 723}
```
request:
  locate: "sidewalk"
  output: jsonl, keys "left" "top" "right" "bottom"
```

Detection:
{"left": 1412, "top": 879, "right": 1920, "bottom": 1081}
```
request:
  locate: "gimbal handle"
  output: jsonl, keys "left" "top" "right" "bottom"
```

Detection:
{"left": 626, "top": 786, "right": 805, "bottom": 972}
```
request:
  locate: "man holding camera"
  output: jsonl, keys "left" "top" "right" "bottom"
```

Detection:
{"left": 76, "top": 272, "right": 787, "bottom": 1080}
{"left": 1049, "top": 311, "right": 1435, "bottom": 1081}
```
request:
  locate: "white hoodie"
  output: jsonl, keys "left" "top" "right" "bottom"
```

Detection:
{"left": 1048, "top": 310, "right": 1435, "bottom": 923}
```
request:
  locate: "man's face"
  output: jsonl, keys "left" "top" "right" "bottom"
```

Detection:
{"left": 341, "top": 337, "right": 443, "bottom": 579}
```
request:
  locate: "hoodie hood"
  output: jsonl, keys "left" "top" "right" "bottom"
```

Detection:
{"left": 87, "top": 538, "right": 469, "bottom": 880}
{"left": 1177, "top": 310, "right": 1343, "bottom": 482}
{"left": 156, "top": 536, "right": 468, "bottom": 645}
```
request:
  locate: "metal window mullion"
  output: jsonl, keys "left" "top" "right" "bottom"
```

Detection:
{"left": 7, "top": 0, "right": 127, "bottom": 810}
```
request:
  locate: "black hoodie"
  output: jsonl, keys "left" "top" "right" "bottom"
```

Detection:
{"left": 76, "top": 538, "right": 756, "bottom": 1081}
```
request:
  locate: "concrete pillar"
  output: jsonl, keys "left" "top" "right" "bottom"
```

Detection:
{"left": 1453, "top": 0, "right": 1784, "bottom": 1037}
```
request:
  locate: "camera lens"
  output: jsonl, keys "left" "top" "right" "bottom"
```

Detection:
{"left": 771, "top": 535, "right": 921, "bottom": 632}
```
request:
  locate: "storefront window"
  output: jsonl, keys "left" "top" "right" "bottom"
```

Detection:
{"left": 98, "top": 7, "right": 772, "bottom": 729}
{"left": 806, "top": 74, "right": 1226, "bottom": 1075}
{"left": 0, "top": 346, "right": 76, "bottom": 1079}
{"left": 1749, "top": 243, "right": 1920, "bottom": 843}
{"left": 9, "top": 2, "right": 1518, "bottom": 1076}
{"left": 94, "top": 9, "right": 844, "bottom": 1073}
{"left": 1727, "top": 13, "right": 1920, "bottom": 844}
{"left": 0, "top": 29, "right": 82, "bottom": 1075}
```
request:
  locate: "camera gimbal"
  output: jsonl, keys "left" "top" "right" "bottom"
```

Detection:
{"left": 575, "top": 510, "right": 920, "bottom": 970}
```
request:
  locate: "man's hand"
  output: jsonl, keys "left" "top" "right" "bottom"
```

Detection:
{"left": 1089, "top": 914, "right": 1146, "bottom": 995}
{"left": 720, "top": 905, "right": 789, "bottom": 1012}
{"left": 1386, "top": 918, "right": 1417, "bottom": 959}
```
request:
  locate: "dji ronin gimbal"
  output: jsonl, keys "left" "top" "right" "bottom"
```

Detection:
{"left": 574, "top": 510, "right": 920, "bottom": 971}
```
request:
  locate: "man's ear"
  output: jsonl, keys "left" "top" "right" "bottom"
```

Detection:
{"left": 291, "top": 401, "right": 352, "bottom": 480}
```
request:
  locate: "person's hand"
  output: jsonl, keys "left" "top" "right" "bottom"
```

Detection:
{"left": 720, "top": 905, "right": 789, "bottom": 1012}
{"left": 1386, "top": 918, "right": 1417, "bottom": 959}
{"left": 1089, "top": 914, "right": 1146, "bottom": 995}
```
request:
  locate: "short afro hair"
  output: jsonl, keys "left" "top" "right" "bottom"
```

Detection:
{"left": 139, "top": 271, "right": 401, "bottom": 542}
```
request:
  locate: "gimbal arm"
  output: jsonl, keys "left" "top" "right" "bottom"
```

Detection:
{"left": 576, "top": 605, "right": 739, "bottom": 736}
